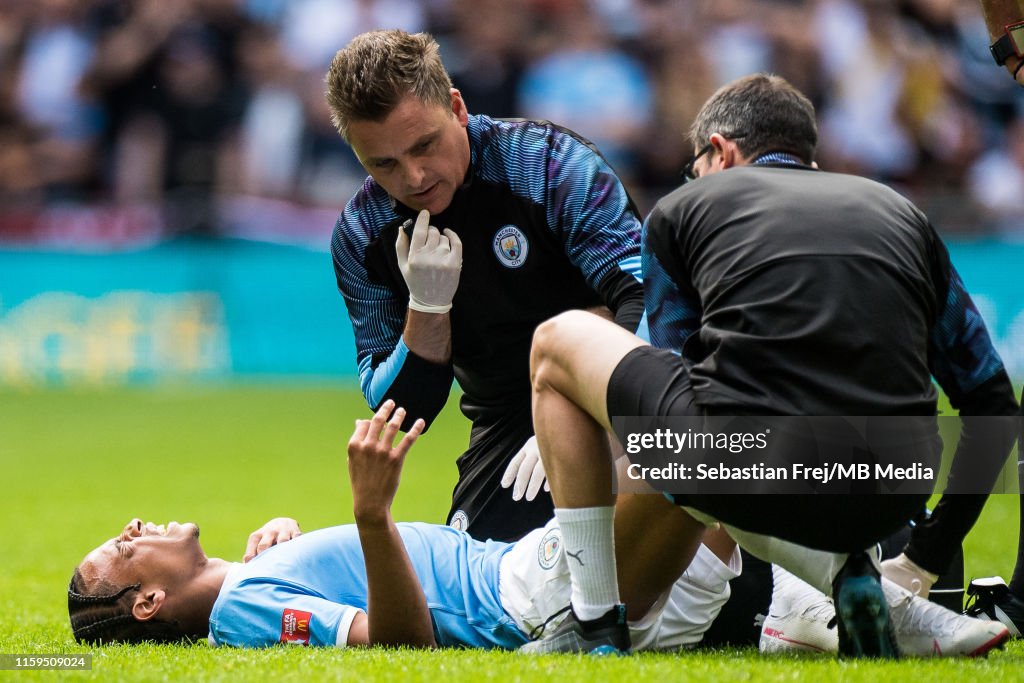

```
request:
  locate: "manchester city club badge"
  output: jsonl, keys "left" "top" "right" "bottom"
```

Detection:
{"left": 493, "top": 225, "right": 529, "bottom": 268}
{"left": 449, "top": 510, "right": 469, "bottom": 531}
{"left": 537, "top": 527, "right": 562, "bottom": 569}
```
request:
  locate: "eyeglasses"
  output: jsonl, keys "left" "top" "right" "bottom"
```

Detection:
{"left": 680, "top": 133, "right": 748, "bottom": 184}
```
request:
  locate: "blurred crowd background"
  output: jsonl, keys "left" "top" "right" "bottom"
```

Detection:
{"left": 2, "top": 0, "right": 1023, "bottom": 248}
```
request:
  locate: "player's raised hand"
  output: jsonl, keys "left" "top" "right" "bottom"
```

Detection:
{"left": 347, "top": 400, "right": 425, "bottom": 526}
{"left": 243, "top": 517, "right": 302, "bottom": 562}
{"left": 395, "top": 209, "right": 462, "bottom": 314}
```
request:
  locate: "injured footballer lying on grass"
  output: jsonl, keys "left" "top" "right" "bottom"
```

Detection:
{"left": 68, "top": 402, "right": 1006, "bottom": 656}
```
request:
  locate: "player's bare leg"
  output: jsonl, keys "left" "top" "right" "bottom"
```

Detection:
{"left": 614, "top": 493, "right": 706, "bottom": 619}
{"left": 530, "top": 310, "right": 642, "bottom": 508}
{"left": 523, "top": 310, "right": 683, "bottom": 653}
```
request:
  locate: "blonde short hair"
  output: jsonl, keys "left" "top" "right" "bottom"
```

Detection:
{"left": 325, "top": 30, "right": 453, "bottom": 142}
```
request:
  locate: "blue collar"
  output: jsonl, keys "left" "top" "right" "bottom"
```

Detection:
{"left": 753, "top": 152, "right": 805, "bottom": 166}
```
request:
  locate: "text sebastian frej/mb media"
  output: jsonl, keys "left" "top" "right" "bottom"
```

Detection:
{"left": 623, "top": 427, "right": 934, "bottom": 484}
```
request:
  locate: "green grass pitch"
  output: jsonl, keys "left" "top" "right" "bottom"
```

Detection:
{"left": 1, "top": 385, "right": 1021, "bottom": 681}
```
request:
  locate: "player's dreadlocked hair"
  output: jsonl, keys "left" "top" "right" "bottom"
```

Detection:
{"left": 67, "top": 569, "right": 189, "bottom": 644}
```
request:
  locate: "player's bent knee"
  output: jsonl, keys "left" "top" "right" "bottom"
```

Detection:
{"left": 532, "top": 311, "right": 597, "bottom": 356}
{"left": 529, "top": 325, "right": 558, "bottom": 393}
{"left": 530, "top": 310, "right": 592, "bottom": 385}
{"left": 530, "top": 313, "right": 565, "bottom": 373}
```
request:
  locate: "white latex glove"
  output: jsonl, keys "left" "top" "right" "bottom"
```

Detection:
{"left": 395, "top": 209, "right": 462, "bottom": 313}
{"left": 500, "top": 436, "right": 550, "bottom": 501}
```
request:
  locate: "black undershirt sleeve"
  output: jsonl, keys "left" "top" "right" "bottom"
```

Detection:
{"left": 370, "top": 349, "right": 454, "bottom": 433}
{"left": 905, "top": 227, "right": 1020, "bottom": 574}
{"left": 595, "top": 267, "right": 645, "bottom": 334}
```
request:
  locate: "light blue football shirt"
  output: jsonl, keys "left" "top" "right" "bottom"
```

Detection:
{"left": 208, "top": 523, "right": 528, "bottom": 649}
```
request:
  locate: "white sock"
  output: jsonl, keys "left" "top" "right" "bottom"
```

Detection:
{"left": 723, "top": 525, "right": 849, "bottom": 595}
{"left": 554, "top": 506, "right": 619, "bottom": 621}
{"left": 771, "top": 564, "right": 828, "bottom": 615}
{"left": 880, "top": 552, "right": 937, "bottom": 597}
{"left": 770, "top": 564, "right": 799, "bottom": 611}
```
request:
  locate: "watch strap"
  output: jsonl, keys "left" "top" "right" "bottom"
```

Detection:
{"left": 991, "top": 33, "right": 1016, "bottom": 66}
{"left": 991, "top": 21, "right": 1024, "bottom": 66}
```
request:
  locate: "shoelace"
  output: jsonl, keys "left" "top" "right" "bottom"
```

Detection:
{"left": 889, "top": 592, "right": 965, "bottom": 636}
{"left": 527, "top": 605, "right": 572, "bottom": 641}
{"left": 963, "top": 580, "right": 1008, "bottom": 617}
{"left": 787, "top": 594, "right": 837, "bottom": 628}
{"left": 888, "top": 593, "right": 929, "bottom": 634}
{"left": 963, "top": 589, "right": 993, "bottom": 617}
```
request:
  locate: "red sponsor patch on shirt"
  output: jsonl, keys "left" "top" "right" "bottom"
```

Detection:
{"left": 280, "top": 608, "right": 312, "bottom": 644}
